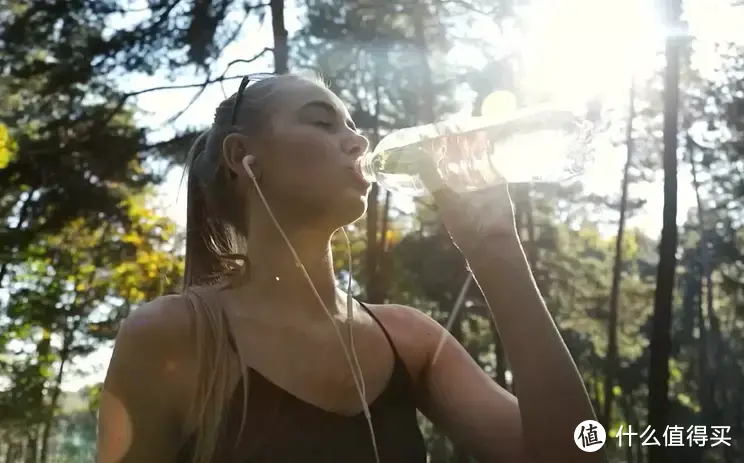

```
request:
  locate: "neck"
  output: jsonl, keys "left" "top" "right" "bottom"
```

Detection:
{"left": 238, "top": 217, "right": 343, "bottom": 317}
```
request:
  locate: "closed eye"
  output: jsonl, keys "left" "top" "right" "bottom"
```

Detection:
{"left": 299, "top": 101, "right": 355, "bottom": 132}
{"left": 313, "top": 120, "right": 334, "bottom": 129}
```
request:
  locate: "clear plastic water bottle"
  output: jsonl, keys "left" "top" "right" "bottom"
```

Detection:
{"left": 356, "top": 104, "right": 598, "bottom": 197}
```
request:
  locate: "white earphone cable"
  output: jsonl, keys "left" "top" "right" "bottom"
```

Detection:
{"left": 243, "top": 158, "right": 380, "bottom": 463}
{"left": 342, "top": 226, "right": 369, "bottom": 400}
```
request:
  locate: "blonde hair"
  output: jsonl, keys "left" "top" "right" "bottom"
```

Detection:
{"left": 181, "top": 74, "right": 323, "bottom": 463}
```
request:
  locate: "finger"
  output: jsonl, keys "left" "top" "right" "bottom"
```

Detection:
{"left": 415, "top": 144, "right": 446, "bottom": 193}
{"left": 415, "top": 141, "right": 461, "bottom": 208}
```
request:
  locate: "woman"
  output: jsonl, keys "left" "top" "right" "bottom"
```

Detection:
{"left": 97, "top": 73, "right": 605, "bottom": 463}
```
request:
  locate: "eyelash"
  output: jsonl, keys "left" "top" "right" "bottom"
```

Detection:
{"left": 312, "top": 119, "right": 357, "bottom": 133}
{"left": 314, "top": 120, "right": 334, "bottom": 129}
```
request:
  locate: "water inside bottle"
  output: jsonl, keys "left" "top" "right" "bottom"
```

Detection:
{"left": 361, "top": 113, "right": 593, "bottom": 197}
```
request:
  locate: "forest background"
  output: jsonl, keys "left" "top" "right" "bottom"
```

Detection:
{"left": 2, "top": 0, "right": 744, "bottom": 461}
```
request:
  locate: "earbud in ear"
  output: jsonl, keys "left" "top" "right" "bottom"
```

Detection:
{"left": 242, "top": 155, "right": 257, "bottom": 179}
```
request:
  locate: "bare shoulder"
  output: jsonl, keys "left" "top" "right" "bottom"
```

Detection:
{"left": 364, "top": 303, "right": 446, "bottom": 385}
{"left": 118, "top": 293, "right": 194, "bottom": 342}
{"left": 104, "top": 294, "right": 197, "bottom": 422}
{"left": 98, "top": 294, "right": 199, "bottom": 461}
{"left": 113, "top": 293, "right": 195, "bottom": 368}
{"left": 368, "top": 303, "right": 443, "bottom": 341}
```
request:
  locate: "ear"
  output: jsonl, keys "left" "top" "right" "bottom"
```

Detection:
{"left": 222, "top": 133, "right": 261, "bottom": 179}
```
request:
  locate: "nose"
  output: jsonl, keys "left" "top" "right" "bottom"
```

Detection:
{"left": 342, "top": 130, "right": 369, "bottom": 159}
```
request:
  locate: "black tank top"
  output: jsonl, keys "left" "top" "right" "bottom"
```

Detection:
{"left": 177, "top": 302, "right": 427, "bottom": 462}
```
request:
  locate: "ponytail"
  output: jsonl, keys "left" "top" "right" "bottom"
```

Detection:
{"left": 183, "top": 130, "right": 247, "bottom": 288}
{"left": 184, "top": 130, "right": 219, "bottom": 288}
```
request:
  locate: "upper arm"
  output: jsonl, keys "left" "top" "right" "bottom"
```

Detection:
{"left": 377, "top": 305, "right": 529, "bottom": 463}
{"left": 97, "top": 295, "right": 195, "bottom": 463}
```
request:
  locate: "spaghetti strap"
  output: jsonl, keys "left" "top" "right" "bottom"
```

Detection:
{"left": 357, "top": 300, "right": 404, "bottom": 361}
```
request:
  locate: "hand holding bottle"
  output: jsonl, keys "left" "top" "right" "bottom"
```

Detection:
{"left": 415, "top": 133, "right": 521, "bottom": 257}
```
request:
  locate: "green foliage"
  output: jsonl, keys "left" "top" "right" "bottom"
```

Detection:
{"left": 0, "top": 192, "right": 181, "bottom": 455}
{"left": 0, "top": 1, "right": 192, "bottom": 459}
{"left": 0, "top": 123, "right": 17, "bottom": 169}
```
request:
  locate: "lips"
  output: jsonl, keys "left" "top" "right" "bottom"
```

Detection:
{"left": 347, "top": 167, "right": 371, "bottom": 190}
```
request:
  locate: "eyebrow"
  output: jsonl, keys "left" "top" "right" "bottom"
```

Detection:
{"left": 301, "top": 100, "right": 357, "bottom": 130}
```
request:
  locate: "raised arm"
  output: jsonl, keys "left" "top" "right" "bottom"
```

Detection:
{"left": 464, "top": 241, "right": 602, "bottom": 462}
{"left": 97, "top": 295, "right": 194, "bottom": 463}
{"left": 385, "top": 240, "right": 603, "bottom": 463}
{"left": 407, "top": 160, "right": 605, "bottom": 462}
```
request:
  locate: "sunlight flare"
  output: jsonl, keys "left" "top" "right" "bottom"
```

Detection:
{"left": 481, "top": 90, "right": 519, "bottom": 119}
{"left": 519, "top": 0, "right": 662, "bottom": 106}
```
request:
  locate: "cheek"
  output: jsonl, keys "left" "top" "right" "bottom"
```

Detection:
{"left": 288, "top": 130, "right": 339, "bottom": 168}
{"left": 265, "top": 128, "right": 344, "bottom": 195}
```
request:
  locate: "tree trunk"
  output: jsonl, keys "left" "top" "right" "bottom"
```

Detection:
{"left": 24, "top": 429, "right": 37, "bottom": 463}
{"left": 602, "top": 78, "right": 636, "bottom": 428}
{"left": 270, "top": 0, "right": 288, "bottom": 74}
{"left": 619, "top": 394, "right": 637, "bottom": 463}
{"left": 646, "top": 0, "right": 682, "bottom": 460}
{"left": 23, "top": 331, "right": 52, "bottom": 463}
{"left": 368, "top": 191, "right": 392, "bottom": 303}
{"left": 412, "top": 2, "right": 435, "bottom": 124}
{"left": 39, "top": 339, "right": 73, "bottom": 463}
{"left": 365, "top": 182, "right": 380, "bottom": 301}
{"left": 6, "top": 440, "right": 21, "bottom": 463}
{"left": 690, "top": 140, "right": 712, "bottom": 429}
{"left": 365, "top": 69, "right": 383, "bottom": 303}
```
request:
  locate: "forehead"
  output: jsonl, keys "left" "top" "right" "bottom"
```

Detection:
{"left": 272, "top": 78, "right": 349, "bottom": 117}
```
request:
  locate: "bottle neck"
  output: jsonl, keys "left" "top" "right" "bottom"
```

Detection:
{"left": 357, "top": 152, "right": 376, "bottom": 182}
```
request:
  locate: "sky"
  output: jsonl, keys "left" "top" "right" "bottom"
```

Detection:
{"left": 59, "top": 0, "right": 744, "bottom": 391}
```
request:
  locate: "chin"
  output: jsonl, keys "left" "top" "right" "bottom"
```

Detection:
{"left": 332, "top": 189, "right": 369, "bottom": 226}
{"left": 297, "top": 187, "right": 370, "bottom": 230}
